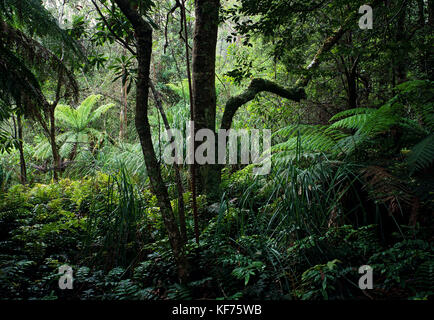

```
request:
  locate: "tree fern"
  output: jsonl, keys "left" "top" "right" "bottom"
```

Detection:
{"left": 0, "top": 0, "right": 83, "bottom": 57}
{"left": 0, "top": 0, "right": 83, "bottom": 129}
{"left": 54, "top": 95, "right": 114, "bottom": 160}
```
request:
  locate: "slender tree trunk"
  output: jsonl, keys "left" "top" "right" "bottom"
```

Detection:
{"left": 123, "top": 82, "right": 127, "bottom": 137}
{"left": 347, "top": 73, "right": 358, "bottom": 108}
{"left": 135, "top": 25, "right": 189, "bottom": 284}
{"left": 48, "top": 106, "right": 60, "bottom": 181}
{"left": 114, "top": 0, "right": 189, "bottom": 283}
{"left": 16, "top": 114, "right": 27, "bottom": 184}
{"left": 150, "top": 81, "right": 187, "bottom": 244}
{"left": 119, "top": 80, "right": 128, "bottom": 140}
{"left": 119, "top": 55, "right": 128, "bottom": 140}
{"left": 346, "top": 57, "right": 359, "bottom": 108}
{"left": 179, "top": 0, "right": 200, "bottom": 243}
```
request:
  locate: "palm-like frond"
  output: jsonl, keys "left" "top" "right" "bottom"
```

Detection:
{"left": 84, "top": 128, "right": 105, "bottom": 141}
{"left": 89, "top": 103, "right": 115, "bottom": 124}
{"left": 76, "top": 94, "right": 103, "bottom": 129}
{"left": 273, "top": 81, "right": 433, "bottom": 176}
{"left": 273, "top": 124, "right": 346, "bottom": 158}
{"left": 58, "top": 132, "right": 75, "bottom": 158}
{"left": 56, "top": 95, "right": 113, "bottom": 131}
{"left": 0, "top": 21, "right": 79, "bottom": 102}
{"left": 0, "top": 126, "right": 17, "bottom": 153}
{"left": 53, "top": 95, "right": 113, "bottom": 160}
{"left": 329, "top": 102, "right": 403, "bottom": 136}
{"left": 329, "top": 107, "right": 376, "bottom": 122}
{"left": 0, "top": 0, "right": 83, "bottom": 58}
{"left": 397, "top": 81, "right": 434, "bottom": 132}
{"left": 407, "top": 133, "right": 434, "bottom": 173}
{"left": 0, "top": 45, "right": 48, "bottom": 111}
{"left": 55, "top": 104, "right": 79, "bottom": 128}
{"left": 0, "top": 0, "right": 83, "bottom": 123}
{"left": 33, "top": 139, "right": 52, "bottom": 160}
{"left": 399, "top": 118, "right": 429, "bottom": 137}
{"left": 329, "top": 113, "right": 372, "bottom": 131}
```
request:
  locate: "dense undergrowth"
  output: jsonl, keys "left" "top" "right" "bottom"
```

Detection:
{"left": 0, "top": 168, "right": 432, "bottom": 300}
{"left": 1, "top": 80, "right": 434, "bottom": 300}
{"left": 1, "top": 0, "right": 433, "bottom": 301}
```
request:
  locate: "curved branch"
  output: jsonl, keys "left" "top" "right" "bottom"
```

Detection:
{"left": 220, "top": 78, "right": 306, "bottom": 130}
{"left": 296, "top": 0, "right": 383, "bottom": 87}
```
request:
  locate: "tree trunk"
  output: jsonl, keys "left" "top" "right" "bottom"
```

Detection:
{"left": 191, "top": 0, "right": 220, "bottom": 199}
{"left": 16, "top": 114, "right": 27, "bottom": 185}
{"left": 347, "top": 71, "right": 358, "bottom": 108}
{"left": 48, "top": 106, "right": 60, "bottom": 181}
{"left": 114, "top": 0, "right": 189, "bottom": 283}
{"left": 150, "top": 80, "right": 187, "bottom": 244}
{"left": 340, "top": 54, "right": 359, "bottom": 109}
{"left": 180, "top": 0, "right": 199, "bottom": 243}
{"left": 119, "top": 68, "right": 128, "bottom": 140}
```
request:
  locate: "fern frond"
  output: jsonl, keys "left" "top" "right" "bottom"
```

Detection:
{"left": 329, "top": 107, "right": 375, "bottom": 122}
{"left": 407, "top": 133, "right": 434, "bottom": 173}
{"left": 77, "top": 94, "right": 102, "bottom": 128}
{"left": 89, "top": 103, "right": 114, "bottom": 124}
{"left": 55, "top": 104, "right": 78, "bottom": 128}
{"left": 0, "top": 0, "right": 83, "bottom": 58}
{"left": 399, "top": 118, "right": 429, "bottom": 137}
{"left": 33, "top": 140, "right": 52, "bottom": 160}
{"left": 59, "top": 139, "right": 74, "bottom": 159}
{"left": 329, "top": 113, "right": 371, "bottom": 131}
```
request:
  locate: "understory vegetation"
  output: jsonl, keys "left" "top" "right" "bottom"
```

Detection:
{"left": 0, "top": 0, "right": 433, "bottom": 300}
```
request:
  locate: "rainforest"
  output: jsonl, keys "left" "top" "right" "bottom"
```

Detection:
{"left": 0, "top": 0, "right": 433, "bottom": 303}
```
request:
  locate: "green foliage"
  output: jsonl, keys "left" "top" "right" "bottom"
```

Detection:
{"left": 32, "top": 94, "right": 114, "bottom": 161}
{"left": 0, "top": 127, "right": 18, "bottom": 153}
{"left": 298, "top": 259, "right": 350, "bottom": 300}
{"left": 55, "top": 94, "right": 113, "bottom": 157}
{"left": 108, "top": 55, "right": 137, "bottom": 93}
{"left": 407, "top": 133, "right": 434, "bottom": 173}
{"left": 0, "top": 173, "right": 432, "bottom": 300}
{"left": 0, "top": 0, "right": 433, "bottom": 302}
{"left": 368, "top": 240, "right": 434, "bottom": 292}
{"left": 0, "top": 0, "right": 82, "bottom": 123}
{"left": 83, "top": 167, "right": 150, "bottom": 269}
{"left": 0, "top": 0, "right": 82, "bottom": 56}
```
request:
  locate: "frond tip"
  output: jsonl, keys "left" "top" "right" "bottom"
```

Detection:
{"left": 407, "top": 133, "right": 434, "bottom": 173}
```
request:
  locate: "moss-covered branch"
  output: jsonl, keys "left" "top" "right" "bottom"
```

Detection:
{"left": 296, "top": 0, "right": 383, "bottom": 87}
{"left": 220, "top": 78, "right": 306, "bottom": 130}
